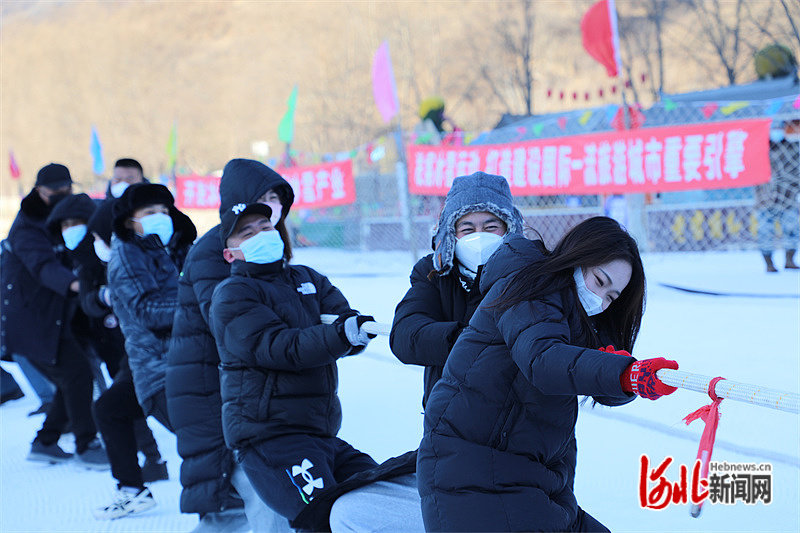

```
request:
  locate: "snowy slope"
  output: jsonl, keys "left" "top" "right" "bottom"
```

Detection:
{"left": 1, "top": 248, "right": 798, "bottom": 532}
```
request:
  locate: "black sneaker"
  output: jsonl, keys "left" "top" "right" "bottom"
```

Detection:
{"left": 27, "top": 402, "right": 51, "bottom": 416}
{"left": 75, "top": 438, "right": 110, "bottom": 471}
{"left": 27, "top": 441, "right": 73, "bottom": 464}
{"left": 141, "top": 458, "right": 169, "bottom": 482}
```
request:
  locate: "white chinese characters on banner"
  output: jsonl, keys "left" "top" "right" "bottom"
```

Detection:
{"left": 406, "top": 119, "right": 770, "bottom": 196}
{"left": 179, "top": 177, "right": 220, "bottom": 208}
{"left": 280, "top": 160, "right": 355, "bottom": 209}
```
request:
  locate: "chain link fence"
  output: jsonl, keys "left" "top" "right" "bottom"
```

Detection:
{"left": 288, "top": 95, "right": 800, "bottom": 256}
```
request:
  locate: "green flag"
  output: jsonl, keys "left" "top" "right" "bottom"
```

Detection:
{"left": 166, "top": 123, "right": 178, "bottom": 170}
{"left": 278, "top": 85, "right": 298, "bottom": 143}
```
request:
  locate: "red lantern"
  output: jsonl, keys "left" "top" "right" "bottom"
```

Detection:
{"left": 547, "top": 88, "right": 553, "bottom": 98}
{"left": 598, "top": 88, "right": 604, "bottom": 97}
{"left": 572, "top": 92, "right": 578, "bottom": 100}
{"left": 559, "top": 91, "right": 565, "bottom": 100}
{"left": 584, "top": 92, "right": 590, "bottom": 101}
{"left": 610, "top": 85, "right": 617, "bottom": 94}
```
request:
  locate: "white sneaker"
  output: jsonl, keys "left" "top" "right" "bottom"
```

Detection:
{"left": 93, "top": 486, "right": 156, "bottom": 520}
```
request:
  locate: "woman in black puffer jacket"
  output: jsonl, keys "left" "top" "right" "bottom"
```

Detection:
{"left": 418, "top": 217, "right": 680, "bottom": 532}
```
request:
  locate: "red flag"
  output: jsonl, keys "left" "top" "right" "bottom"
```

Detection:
{"left": 581, "top": 0, "right": 622, "bottom": 78}
{"left": 9, "top": 150, "right": 20, "bottom": 179}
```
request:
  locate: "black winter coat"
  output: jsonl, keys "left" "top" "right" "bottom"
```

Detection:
{"left": 166, "top": 225, "right": 241, "bottom": 514}
{"left": 417, "top": 235, "right": 635, "bottom": 532}
{"left": 45, "top": 195, "right": 126, "bottom": 376}
{"left": 107, "top": 210, "right": 195, "bottom": 405}
{"left": 390, "top": 254, "right": 482, "bottom": 408}
{"left": 210, "top": 259, "right": 356, "bottom": 450}
{"left": 0, "top": 190, "right": 77, "bottom": 364}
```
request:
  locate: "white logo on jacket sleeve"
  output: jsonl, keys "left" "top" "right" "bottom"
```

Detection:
{"left": 297, "top": 282, "right": 317, "bottom": 295}
{"left": 232, "top": 203, "right": 246, "bottom": 214}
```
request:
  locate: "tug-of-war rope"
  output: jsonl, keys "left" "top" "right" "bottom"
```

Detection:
{"left": 319, "top": 315, "right": 800, "bottom": 414}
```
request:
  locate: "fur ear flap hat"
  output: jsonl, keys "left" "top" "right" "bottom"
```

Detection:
{"left": 431, "top": 171, "right": 525, "bottom": 275}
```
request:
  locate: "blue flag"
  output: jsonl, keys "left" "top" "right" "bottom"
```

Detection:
{"left": 90, "top": 126, "right": 105, "bottom": 175}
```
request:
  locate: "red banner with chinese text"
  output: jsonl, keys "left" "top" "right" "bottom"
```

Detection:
{"left": 175, "top": 174, "right": 221, "bottom": 209}
{"left": 406, "top": 119, "right": 771, "bottom": 196}
{"left": 278, "top": 159, "right": 356, "bottom": 209}
{"left": 174, "top": 160, "right": 356, "bottom": 210}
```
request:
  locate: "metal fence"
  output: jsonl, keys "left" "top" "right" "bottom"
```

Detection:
{"left": 288, "top": 95, "right": 800, "bottom": 257}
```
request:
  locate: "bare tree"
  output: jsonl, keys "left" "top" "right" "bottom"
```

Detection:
{"left": 469, "top": 0, "right": 537, "bottom": 116}
{"left": 688, "top": 0, "right": 746, "bottom": 85}
{"left": 779, "top": 0, "right": 800, "bottom": 52}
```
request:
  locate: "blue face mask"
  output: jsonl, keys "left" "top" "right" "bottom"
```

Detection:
{"left": 231, "top": 230, "right": 284, "bottom": 264}
{"left": 134, "top": 212, "right": 173, "bottom": 246}
{"left": 93, "top": 238, "right": 112, "bottom": 262}
{"left": 573, "top": 267, "right": 604, "bottom": 316}
{"left": 62, "top": 224, "right": 87, "bottom": 251}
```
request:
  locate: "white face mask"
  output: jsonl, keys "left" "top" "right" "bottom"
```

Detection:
{"left": 110, "top": 181, "right": 130, "bottom": 198}
{"left": 93, "top": 239, "right": 112, "bottom": 263}
{"left": 454, "top": 232, "right": 504, "bottom": 275}
{"left": 133, "top": 212, "right": 173, "bottom": 246}
{"left": 265, "top": 201, "right": 282, "bottom": 227}
{"left": 573, "top": 267, "right": 604, "bottom": 316}
{"left": 230, "top": 230, "right": 284, "bottom": 264}
{"left": 62, "top": 224, "right": 87, "bottom": 251}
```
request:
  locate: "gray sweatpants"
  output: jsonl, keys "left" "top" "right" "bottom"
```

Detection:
{"left": 329, "top": 474, "right": 425, "bottom": 533}
{"left": 231, "top": 465, "right": 292, "bottom": 533}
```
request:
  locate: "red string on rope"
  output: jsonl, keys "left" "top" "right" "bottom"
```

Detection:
{"left": 683, "top": 376, "right": 725, "bottom": 516}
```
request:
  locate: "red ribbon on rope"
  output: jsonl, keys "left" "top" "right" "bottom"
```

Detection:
{"left": 683, "top": 376, "right": 725, "bottom": 516}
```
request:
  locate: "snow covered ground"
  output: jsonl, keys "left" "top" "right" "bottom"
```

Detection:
{"left": 1, "top": 247, "right": 798, "bottom": 532}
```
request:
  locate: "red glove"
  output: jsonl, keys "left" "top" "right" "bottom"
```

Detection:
{"left": 621, "top": 358, "right": 679, "bottom": 400}
{"left": 598, "top": 345, "right": 632, "bottom": 358}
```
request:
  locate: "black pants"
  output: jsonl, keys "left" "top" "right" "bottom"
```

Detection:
{"left": 239, "top": 434, "right": 377, "bottom": 522}
{"left": 31, "top": 335, "right": 96, "bottom": 454}
{"left": 92, "top": 365, "right": 158, "bottom": 488}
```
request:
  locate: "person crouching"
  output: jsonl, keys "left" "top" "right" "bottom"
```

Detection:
{"left": 210, "top": 202, "right": 378, "bottom": 525}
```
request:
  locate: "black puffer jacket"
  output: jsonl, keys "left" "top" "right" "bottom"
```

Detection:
{"left": 417, "top": 235, "right": 634, "bottom": 532}
{"left": 210, "top": 259, "right": 356, "bottom": 450}
{"left": 390, "top": 254, "right": 482, "bottom": 408}
{"left": 0, "top": 190, "right": 77, "bottom": 364}
{"left": 166, "top": 159, "right": 294, "bottom": 514}
{"left": 166, "top": 225, "right": 240, "bottom": 513}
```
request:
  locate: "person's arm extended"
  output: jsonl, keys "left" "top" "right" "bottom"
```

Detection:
{"left": 12, "top": 224, "right": 75, "bottom": 295}
{"left": 390, "top": 259, "right": 463, "bottom": 367}
{"left": 212, "top": 280, "right": 352, "bottom": 371}
{"left": 494, "top": 290, "right": 631, "bottom": 398}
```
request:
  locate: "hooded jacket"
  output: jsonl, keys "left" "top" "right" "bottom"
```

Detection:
{"left": 1, "top": 189, "right": 77, "bottom": 364}
{"left": 45, "top": 193, "right": 126, "bottom": 376}
{"left": 166, "top": 159, "right": 294, "bottom": 514}
{"left": 417, "top": 234, "right": 634, "bottom": 532}
{"left": 210, "top": 258, "right": 356, "bottom": 450}
{"left": 391, "top": 171, "right": 525, "bottom": 408}
{"left": 107, "top": 184, "right": 196, "bottom": 405}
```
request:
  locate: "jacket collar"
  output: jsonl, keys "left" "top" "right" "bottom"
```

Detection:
{"left": 230, "top": 258, "right": 284, "bottom": 278}
{"left": 20, "top": 189, "right": 52, "bottom": 221}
